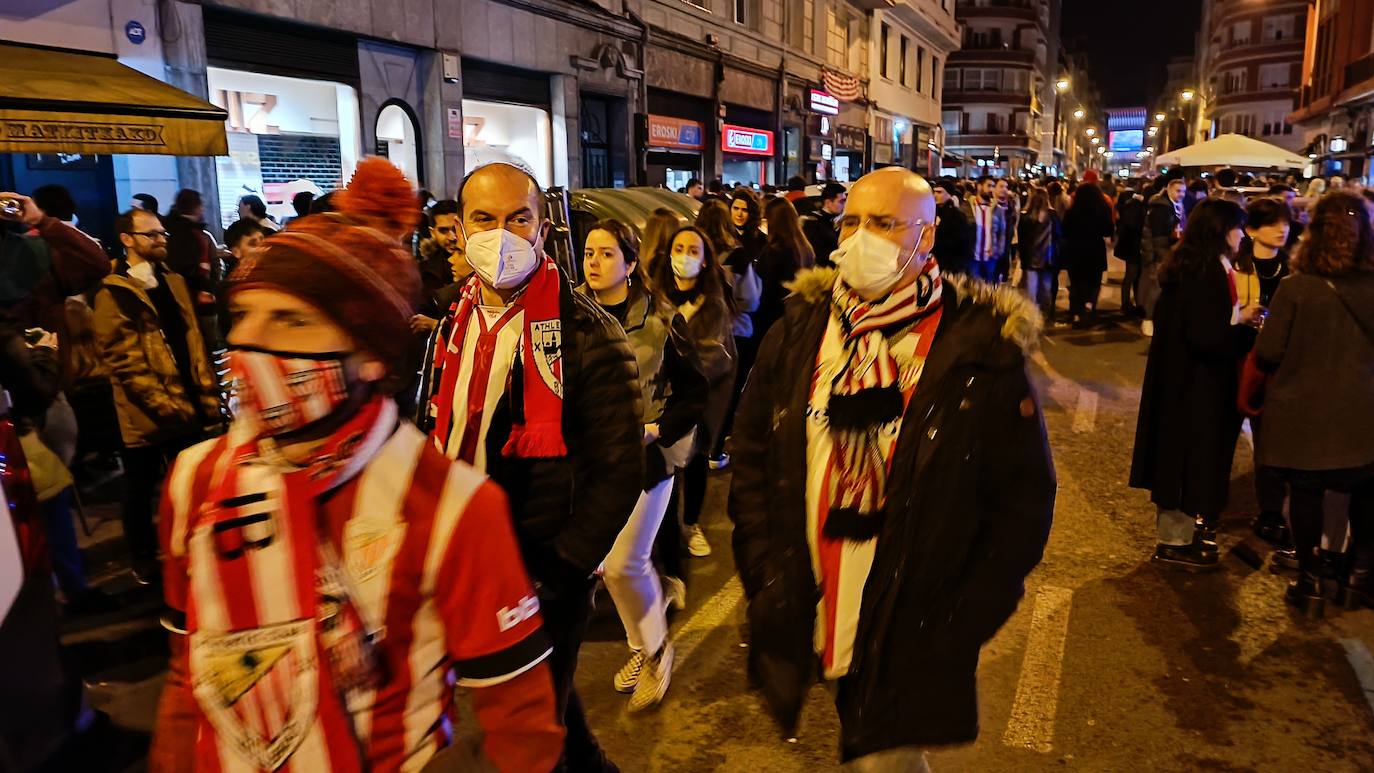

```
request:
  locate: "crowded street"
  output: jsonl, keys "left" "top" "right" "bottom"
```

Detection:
{"left": 10, "top": 0, "right": 1374, "bottom": 771}
{"left": 59, "top": 265, "right": 1374, "bottom": 771}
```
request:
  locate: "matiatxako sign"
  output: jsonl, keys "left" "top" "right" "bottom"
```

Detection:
{"left": 721, "top": 124, "right": 774, "bottom": 156}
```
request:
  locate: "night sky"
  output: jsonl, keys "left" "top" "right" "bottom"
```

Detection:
{"left": 1060, "top": 0, "right": 1203, "bottom": 108}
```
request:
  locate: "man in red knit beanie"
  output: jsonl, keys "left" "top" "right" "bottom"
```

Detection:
{"left": 148, "top": 158, "right": 563, "bottom": 773}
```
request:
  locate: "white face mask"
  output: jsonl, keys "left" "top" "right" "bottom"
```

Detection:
{"left": 833, "top": 227, "right": 922, "bottom": 300}
{"left": 671, "top": 253, "right": 703, "bottom": 280}
{"left": 464, "top": 227, "right": 540, "bottom": 290}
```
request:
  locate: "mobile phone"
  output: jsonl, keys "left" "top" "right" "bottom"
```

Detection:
{"left": 23, "top": 328, "right": 45, "bottom": 345}
{"left": 0, "top": 199, "right": 21, "bottom": 218}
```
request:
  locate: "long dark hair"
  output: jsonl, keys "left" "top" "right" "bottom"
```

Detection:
{"left": 695, "top": 199, "right": 740, "bottom": 258}
{"left": 1064, "top": 182, "right": 1111, "bottom": 227}
{"left": 1294, "top": 191, "right": 1374, "bottom": 277}
{"left": 730, "top": 190, "right": 762, "bottom": 235}
{"left": 1159, "top": 198, "right": 1247, "bottom": 285}
{"left": 651, "top": 225, "right": 736, "bottom": 316}
{"left": 763, "top": 197, "right": 815, "bottom": 269}
{"left": 641, "top": 208, "right": 681, "bottom": 282}
{"left": 1024, "top": 189, "right": 1052, "bottom": 222}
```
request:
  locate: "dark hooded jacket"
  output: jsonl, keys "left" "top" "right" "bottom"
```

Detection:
{"left": 728, "top": 268, "right": 1055, "bottom": 760}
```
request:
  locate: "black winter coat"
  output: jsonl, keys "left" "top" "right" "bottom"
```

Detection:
{"left": 934, "top": 200, "right": 973, "bottom": 276}
{"left": 803, "top": 212, "right": 841, "bottom": 268}
{"left": 728, "top": 268, "right": 1055, "bottom": 760}
{"left": 464, "top": 275, "right": 644, "bottom": 596}
{"left": 1130, "top": 258, "right": 1255, "bottom": 515}
{"left": 1114, "top": 192, "right": 1146, "bottom": 263}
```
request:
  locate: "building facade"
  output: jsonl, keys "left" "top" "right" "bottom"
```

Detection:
{"left": 1197, "top": 0, "right": 1308, "bottom": 153}
{"left": 941, "top": 0, "right": 1060, "bottom": 177}
{"left": 1289, "top": 0, "right": 1374, "bottom": 179}
{"left": 866, "top": 1, "right": 960, "bottom": 177}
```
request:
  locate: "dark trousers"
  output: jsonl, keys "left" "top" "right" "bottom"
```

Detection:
{"left": 712, "top": 335, "right": 758, "bottom": 458}
{"left": 656, "top": 473, "right": 685, "bottom": 581}
{"left": 120, "top": 436, "right": 193, "bottom": 563}
{"left": 1121, "top": 260, "right": 1141, "bottom": 310}
{"left": 1280, "top": 465, "right": 1374, "bottom": 572}
{"left": 43, "top": 488, "right": 86, "bottom": 597}
{"left": 542, "top": 581, "right": 616, "bottom": 772}
{"left": 1249, "top": 415, "right": 1288, "bottom": 514}
{"left": 680, "top": 453, "right": 708, "bottom": 527}
{"left": 1068, "top": 271, "right": 1102, "bottom": 322}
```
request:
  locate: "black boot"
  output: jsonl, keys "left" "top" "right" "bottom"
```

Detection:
{"left": 1286, "top": 571, "right": 1327, "bottom": 619}
{"left": 1154, "top": 528, "right": 1220, "bottom": 571}
{"left": 1339, "top": 549, "right": 1374, "bottom": 611}
{"left": 1252, "top": 511, "right": 1293, "bottom": 548}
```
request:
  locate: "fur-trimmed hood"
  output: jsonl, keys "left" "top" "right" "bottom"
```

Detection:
{"left": 785, "top": 266, "right": 1043, "bottom": 355}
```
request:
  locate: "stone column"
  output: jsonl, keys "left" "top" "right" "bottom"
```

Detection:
{"left": 159, "top": 0, "right": 222, "bottom": 238}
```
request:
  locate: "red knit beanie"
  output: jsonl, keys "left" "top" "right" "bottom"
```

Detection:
{"left": 228, "top": 158, "right": 422, "bottom": 393}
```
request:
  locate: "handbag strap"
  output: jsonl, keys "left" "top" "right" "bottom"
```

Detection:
{"left": 1324, "top": 279, "right": 1374, "bottom": 349}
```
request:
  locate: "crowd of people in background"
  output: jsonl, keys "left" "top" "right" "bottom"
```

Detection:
{"left": 2, "top": 153, "right": 1372, "bottom": 771}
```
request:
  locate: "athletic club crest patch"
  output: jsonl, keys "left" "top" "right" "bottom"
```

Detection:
{"left": 529, "top": 319, "right": 563, "bottom": 399}
{"left": 191, "top": 619, "right": 318, "bottom": 771}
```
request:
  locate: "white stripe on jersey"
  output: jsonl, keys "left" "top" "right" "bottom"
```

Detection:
{"left": 443, "top": 307, "right": 523, "bottom": 471}
{"left": 168, "top": 438, "right": 222, "bottom": 559}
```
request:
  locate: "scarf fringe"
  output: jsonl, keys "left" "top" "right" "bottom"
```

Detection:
{"left": 823, "top": 507, "right": 884, "bottom": 541}
{"left": 827, "top": 384, "right": 904, "bottom": 430}
{"left": 502, "top": 425, "right": 569, "bottom": 458}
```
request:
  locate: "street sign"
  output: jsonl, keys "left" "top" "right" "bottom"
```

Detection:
{"left": 809, "top": 89, "right": 840, "bottom": 116}
{"left": 125, "top": 20, "right": 146, "bottom": 46}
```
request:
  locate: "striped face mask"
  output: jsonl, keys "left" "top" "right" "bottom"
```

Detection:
{"left": 228, "top": 347, "right": 353, "bottom": 438}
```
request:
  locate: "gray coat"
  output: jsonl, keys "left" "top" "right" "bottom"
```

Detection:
{"left": 1255, "top": 271, "right": 1374, "bottom": 471}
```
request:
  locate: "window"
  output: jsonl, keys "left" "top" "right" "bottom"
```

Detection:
{"left": 917, "top": 46, "right": 926, "bottom": 94}
{"left": 1263, "top": 15, "right": 1295, "bottom": 42}
{"left": 827, "top": 7, "right": 849, "bottom": 68}
{"left": 803, "top": 0, "right": 815, "bottom": 55}
{"left": 1232, "top": 20, "right": 1252, "bottom": 46}
{"left": 987, "top": 113, "right": 1002, "bottom": 133}
{"left": 900, "top": 36, "right": 909, "bottom": 86}
{"left": 932, "top": 57, "right": 940, "bottom": 99}
{"left": 1235, "top": 113, "right": 1256, "bottom": 136}
{"left": 1258, "top": 62, "right": 1291, "bottom": 90}
{"left": 734, "top": 0, "right": 746, "bottom": 24}
{"left": 1223, "top": 68, "right": 1249, "bottom": 94}
{"left": 944, "top": 66, "right": 960, "bottom": 92}
{"left": 967, "top": 28, "right": 989, "bottom": 48}
{"left": 881, "top": 23, "right": 890, "bottom": 79}
{"left": 941, "top": 110, "right": 960, "bottom": 133}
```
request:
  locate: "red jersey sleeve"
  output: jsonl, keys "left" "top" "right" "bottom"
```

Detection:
{"left": 435, "top": 480, "right": 552, "bottom": 686}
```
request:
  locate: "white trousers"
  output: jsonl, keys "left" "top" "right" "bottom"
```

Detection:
{"left": 603, "top": 476, "right": 675, "bottom": 653}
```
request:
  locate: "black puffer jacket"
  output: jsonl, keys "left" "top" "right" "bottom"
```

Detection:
{"left": 475, "top": 274, "right": 644, "bottom": 596}
{"left": 728, "top": 268, "right": 1055, "bottom": 761}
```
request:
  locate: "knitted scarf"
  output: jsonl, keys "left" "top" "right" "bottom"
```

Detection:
{"left": 186, "top": 396, "right": 397, "bottom": 771}
{"left": 430, "top": 258, "right": 567, "bottom": 460}
{"left": 824, "top": 260, "right": 943, "bottom": 540}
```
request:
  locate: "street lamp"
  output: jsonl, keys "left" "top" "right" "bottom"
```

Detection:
{"left": 1085, "top": 127, "right": 1096, "bottom": 136}
{"left": 1056, "top": 78, "right": 1070, "bottom": 92}
{"left": 1073, "top": 108, "right": 1085, "bottom": 120}
{"left": 1180, "top": 89, "right": 1196, "bottom": 102}
{"left": 1155, "top": 112, "right": 1166, "bottom": 122}
{"left": 1090, "top": 136, "right": 1100, "bottom": 145}
{"left": 1147, "top": 126, "right": 1158, "bottom": 137}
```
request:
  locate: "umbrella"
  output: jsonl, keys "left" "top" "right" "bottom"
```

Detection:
{"left": 1156, "top": 134, "right": 1309, "bottom": 169}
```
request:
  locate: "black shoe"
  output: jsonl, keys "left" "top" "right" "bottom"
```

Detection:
{"left": 1272, "top": 547, "right": 1300, "bottom": 571}
{"left": 1153, "top": 541, "right": 1221, "bottom": 571}
{"left": 1196, "top": 525, "right": 1219, "bottom": 548}
{"left": 1286, "top": 573, "right": 1328, "bottom": 619}
{"left": 1339, "top": 552, "right": 1374, "bottom": 610}
{"left": 1252, "top": 511, "right": 1293, "bottom": 548}
{"left": 131, "top": 559, "right": 161, "bottom": 587}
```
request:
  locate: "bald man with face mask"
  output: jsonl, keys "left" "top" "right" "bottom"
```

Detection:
{"left": 728, "top": 168, "right": 1056, "bottom": 770}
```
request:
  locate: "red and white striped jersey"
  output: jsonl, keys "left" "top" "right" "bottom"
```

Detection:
{"left": 804, "top": 311, "right": 941, "bottom": 679}
{"left": 160, "top": 421, "right": 550, "bottom": 772}
{"left": 436, "top": 306, "right": 524, "bottom": 468}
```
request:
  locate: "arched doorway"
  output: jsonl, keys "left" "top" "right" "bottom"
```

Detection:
{"left": 375, "top": 101, "right": 421, "bottom": 185}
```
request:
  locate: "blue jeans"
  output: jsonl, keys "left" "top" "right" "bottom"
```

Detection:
{"left": 971, "top": 258, "right": 1001, "bottom": 284}
{"left": 43, "top": 488, "right": 87, "bottom": 597}
{"left": 1025, "top": 269, "right": 1056, "bottom": 321}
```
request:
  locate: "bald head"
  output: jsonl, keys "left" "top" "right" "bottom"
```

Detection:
{"left": 836, "top": 168, "right": 939, "bottom": 299}
{"left": 460, "top": 163, "right": 544, "bottom": 221}
{"left": 459, "top": 163, "right": 550, "bottom": 286}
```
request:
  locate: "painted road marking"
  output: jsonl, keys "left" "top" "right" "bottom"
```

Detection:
{"left": 1002, "top": 585, "right": 1075, "bottom": 754}
{"left": 1071, "top": 388, "right": 1098, "bottom": 434}
{"left": 673, "top": 575, "right": 744, "bottom": 669}
{"left": 1340, "top": 638, "right": 1374, "bottom": 717}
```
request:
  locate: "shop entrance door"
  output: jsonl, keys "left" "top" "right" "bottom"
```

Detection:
{"left": 580, "top": 94, "right": 628, "bottom": 189}
{"left": 376, "top": 102, "right": 421, "bottom": 185}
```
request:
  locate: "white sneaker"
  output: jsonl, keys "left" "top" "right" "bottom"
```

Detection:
{"left": 1142, "top": 319, "right": 1154, "bottom": 337}
{"left": 613, "top": 650, "right": 645, "bottom": 694}
{"left": 628, "top": 642, "right": 674, "bottom": 712}
{"left": 687, "top": 525, "right": 712, "bottom": 557}
{"left": 663, "top": 575, "right": 687, "bottom": 611}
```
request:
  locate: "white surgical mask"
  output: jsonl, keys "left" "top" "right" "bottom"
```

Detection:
{"left": 671, "top": 253, "right": 703, "bottom": 280}
{"left": 465, "top": 227, "right": 540, "bottom": 290}
{"left": 833, "top": 228, "right": 921, "bottom": 300}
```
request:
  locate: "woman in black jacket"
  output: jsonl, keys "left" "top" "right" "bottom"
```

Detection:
{"left": 1060, "top": 182, "right": 1115, "bottom": 328}
{"left": 1255, "top": 192, "right": 1374, "bottom": 615}
{"left": 755, "top": 197, "right": 815, "bottom": 344}
{"left": 1018, "top": 189, "right": 1060, "bottom": 322}
{"left": 579, "top": 219, "right": 708, "bottom": 709}
{"left": 1131, "top": 199, "right": 1261, "bottom": 570}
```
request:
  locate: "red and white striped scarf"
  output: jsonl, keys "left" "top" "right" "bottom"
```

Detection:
{"left": 185, "top": 396, "right": 397, "bottom": 772}
{"left": 823, "top": 261, "right": 942, "bottom": 539}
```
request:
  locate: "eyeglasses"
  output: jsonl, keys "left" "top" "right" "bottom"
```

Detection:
{"left": 126, "top": 230, "right": 169, "bottom": 240}
{"left": 836, "top": 216, "right": 930, "bottom": 235}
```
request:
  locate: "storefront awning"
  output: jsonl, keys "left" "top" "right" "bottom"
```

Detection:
{"left": 0, "top": 43, "right": 228, "bottom": 156}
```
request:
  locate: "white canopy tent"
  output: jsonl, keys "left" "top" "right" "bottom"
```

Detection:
{"left": 1155, "top": 133, "right": 1309, "bottom": 169}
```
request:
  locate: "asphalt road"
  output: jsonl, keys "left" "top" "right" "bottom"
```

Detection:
{"left": 65, "top": 267, "right": 1374, "bottom": 772}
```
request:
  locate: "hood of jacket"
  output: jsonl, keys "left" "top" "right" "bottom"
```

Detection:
{"left": 785, "top": 265, "right": 1042, "bottom": 358}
